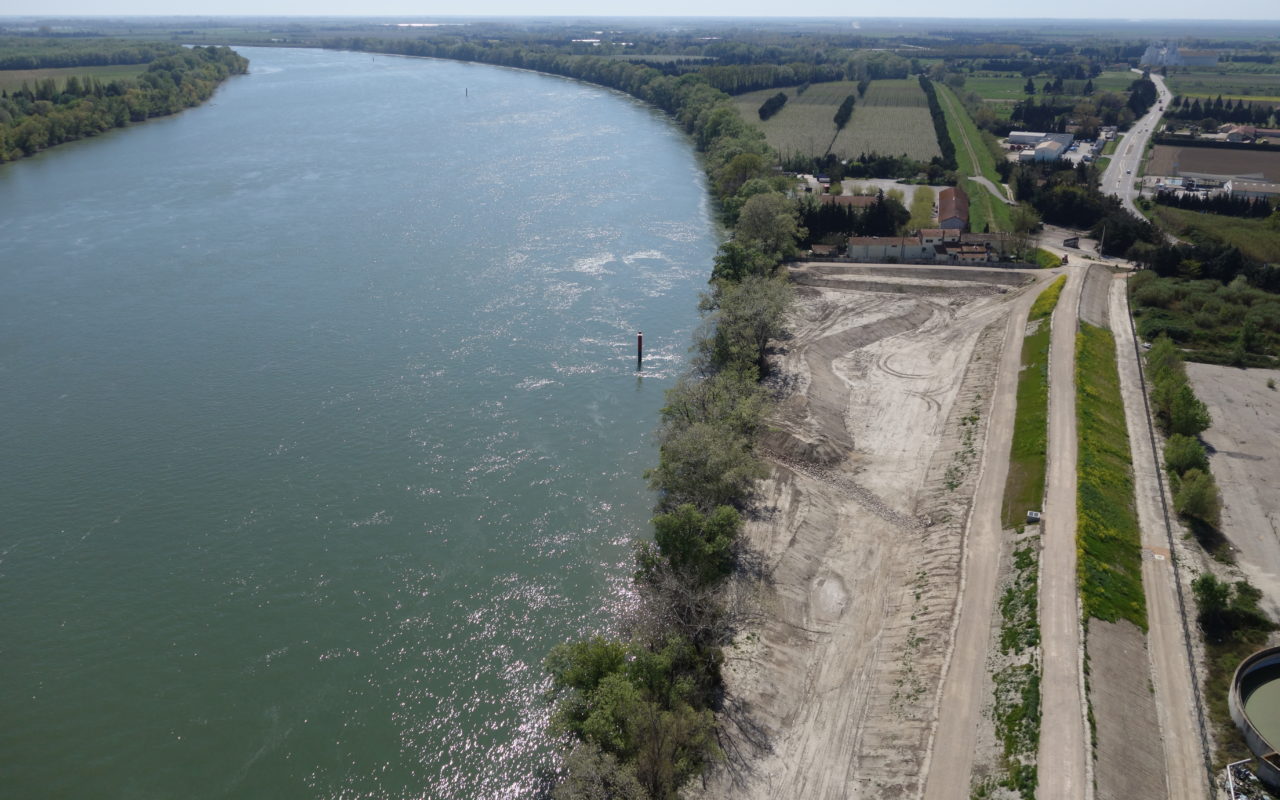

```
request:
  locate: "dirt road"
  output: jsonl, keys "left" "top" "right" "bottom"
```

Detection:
{"left": 1036, "top": 267, "right": 1089, "bottom": 800}
{"left": 1108, "top": 274, "right": 1211, "bottom": 798}
{"left": 921, "top": 269, "right": 1059, "bottom": 800}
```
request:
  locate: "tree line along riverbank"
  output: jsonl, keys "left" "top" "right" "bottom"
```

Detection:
{"left": 0, "top": 42, "right": 247, "bottom": 163}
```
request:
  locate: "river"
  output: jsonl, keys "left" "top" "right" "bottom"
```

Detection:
{"left": 0, "top": 46, "right": 715, "bottom": 798}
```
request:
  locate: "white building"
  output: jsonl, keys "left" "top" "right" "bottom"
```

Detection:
{"left": 1226, "top": 180, "right": 1280, "bottom": 201}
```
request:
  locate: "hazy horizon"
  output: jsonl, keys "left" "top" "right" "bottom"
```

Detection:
{"left": 1, "top": 5, "right": 1277, "bottom": 23}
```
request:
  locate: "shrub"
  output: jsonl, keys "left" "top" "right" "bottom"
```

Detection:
{"left": 1170, "top": 385, "right": 1212, "bottom": 437}
{"left": 1164, "top": 434, "right": 1209, "bottom": 476}
{"left": 1175, "top": 468, "right": 1222, "bottom": 527}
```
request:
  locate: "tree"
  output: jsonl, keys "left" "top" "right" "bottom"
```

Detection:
{"left": 647, "top": 420, "right": 766, "bottom": 511}
{"left": 553, "top": 743, "right": 647, "bottom": 800}
{"left": 1164, "top": 433, "right": 1208, "bottom": 476}
{"left": 710, "top": 240, "right": 774, "bottom": 283}
{"left": 1192, "top": 573, "right": 1232, "bottom": 640}
{"left": 702, "top": 274, "right": 794, "bottom": 376}
{"left": 641, "top": 504, "right": 741, "bottom": 587}
{"left": 735, "top": 192, "right": 805, "bottom": 263}
{"left": 1175, "top": 468, "right": 1221, "bottom": 527}
{"left": 1169, "top": 384, "right": 1211, "bottom": 436}
{"left": 833, "top": 94, "right": 856, "bottom": 130}
{"left": 1024, "top": 77, "right": 1036, "bottom": 94}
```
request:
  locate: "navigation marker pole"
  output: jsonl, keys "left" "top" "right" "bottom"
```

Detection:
{"left": 637, "top": 332, "right": 643, "bottom": 372}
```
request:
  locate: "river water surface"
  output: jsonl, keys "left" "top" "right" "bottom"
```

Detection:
{"left": 0, "top": 46, "right": 715, "bottom": 798}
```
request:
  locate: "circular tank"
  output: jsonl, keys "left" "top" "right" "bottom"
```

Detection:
{"left": 1230, "top": 647, "right": 1280, "bottom": 789}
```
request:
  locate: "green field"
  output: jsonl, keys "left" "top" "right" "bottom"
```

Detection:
{"left": 963, "top": 70, "right": 1137, "bottom": 102}
{"left": 1076, "top": 322, "right": 1146, "bottom": 630}
{"left": 0, "top": 63, "right": 148, "bottom": 92}
{"left": 1166, "top": 70, "right": 1280, "bottom": 102}
{"left": 936, "top": 83, "right": 1012, "bottom": 232}
{"left": 733, "top": 79, "right": 940, "bottom": 161}
{"left": 1152, "top": 206, "right": 1280, "bottom": 265}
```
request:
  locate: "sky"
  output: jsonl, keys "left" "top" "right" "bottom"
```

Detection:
{"left": 1, "top": 1, "right": 1277, "bottom": 21}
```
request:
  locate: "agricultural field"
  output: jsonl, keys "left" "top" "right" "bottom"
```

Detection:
{"left": 0, "top": 63, "right": 148, "bottom": 93}
{"left": 963, "top": 70, "right": 1136, "bottom": 102}
{"left": 732, "top": 79, "right": 940, "bottom": 161}
{"left": 1147, "top": 144, "right": 1280, "bottom": 180}
{"left": 1166, "top": 70, "right": 1280, "bottom": 102}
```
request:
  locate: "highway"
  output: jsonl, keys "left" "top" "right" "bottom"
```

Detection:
{"left": 1099, "top": 71, "right": 1173, "bottom": 218}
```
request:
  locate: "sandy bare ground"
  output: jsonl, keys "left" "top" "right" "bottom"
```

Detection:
{"left": 1109, "top": 275, "right": 1211, "bottom": 799}
{"left": 706, "top": 263, "right": 1037, "bottom": 799}
{"left": 1036, "top": 266, "right": 1089, "bottom": 800}
{"left": 1185, "top": 362, "right": 1280, "bottom": 620}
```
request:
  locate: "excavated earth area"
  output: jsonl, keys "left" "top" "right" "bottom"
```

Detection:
{"left": 707, "top": 263, "right": 1033, "bottom": 800}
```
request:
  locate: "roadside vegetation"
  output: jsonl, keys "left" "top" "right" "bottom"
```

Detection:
{"left": 1192, "top": 573, "right": 1275, "bottom": 767}
{"left": 1129, "top": 269, "right": 1280, "bottom": 367}
{"left": 1076, "top": 323, "right": 1146, "bottom": 629}
{"left": 1001, "top": 275, "right": 1065, "bottom": 528}
{"left": 978, "top": 540, "right": 1041, "bottom": 800}
{"left": 0, "top": 42, "right": 247, "bottom": 162}
{"left": 1150, "top": 206, "right": 1280, "bottom": 267}
{"left": 1140, "top": 314, "right": 1275, "bottom": 767}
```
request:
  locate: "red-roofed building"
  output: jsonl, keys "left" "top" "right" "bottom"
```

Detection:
{"left": 938, "top": 187, "right": 970, "bottom": 231}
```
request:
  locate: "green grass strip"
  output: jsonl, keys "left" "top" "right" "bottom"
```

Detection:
{"left": 1000, "top": 276, "right": 1065, "bottom": 527}
{"left": 1029, "top": 275, "right": 1066, "bottom": 320}
{"left": 1075, "top": 323, "right": 1147, "bottom": 630}
{"left": 1030, "top": 248, "right": 1061, "bottom": 270}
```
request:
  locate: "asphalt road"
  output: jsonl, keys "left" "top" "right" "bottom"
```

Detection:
{"left": 1036, "top": 267, "right": 1089, "bottom": 800}
{"left": 1099, "top": 72, "right": 1173, "bottom": 220}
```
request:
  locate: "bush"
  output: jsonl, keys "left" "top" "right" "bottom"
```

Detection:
{"left": 1175, "top": 468, "right": 1221, "bottom": 527}
{"left": 639, "top": 504, "right": 741, "bottom": 588}
{"left": 1164, "top": 434, "right": 1209, "bottom": 476}
{"left": 1169, "top": 384, "right": 1212, "bottom": 437}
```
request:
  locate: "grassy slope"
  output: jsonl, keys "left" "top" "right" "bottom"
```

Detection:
{"left": 1076, "top": 323, "right": 1146, "bottom": 630}
{"left": 1001, "top": 276, "right": 1066, "bottom": 528}
{"left": 936, "top": 84, "right": 1012, "bottom": 233}
{"left": 1151, "top": 206, "right": 1280, "bottom": 265}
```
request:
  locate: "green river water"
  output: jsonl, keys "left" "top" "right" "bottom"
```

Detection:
{"left": 0, "top": 46, "right": 715, "bottom": 798}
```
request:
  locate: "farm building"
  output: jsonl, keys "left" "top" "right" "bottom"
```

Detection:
{"left": 1007, "top": 131, "right": 1073, "bottom": 149}
{"left": 844, "top": 230, "right": 1011, "bottom": 263}
{"left": 819, "top": 194, "right": 879, "bottom": 209}
{"left": 1009, "top": 131, "right": 1045, "bottom": 146}
{"left": 1018, "top": 139, "right": 1069, "bottom": 163}
{"left": 938, "top": 187, "right": 970, "bottom": 230}
{"left": 1225, "top": 179, "right": 1280, "bottom": 201}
